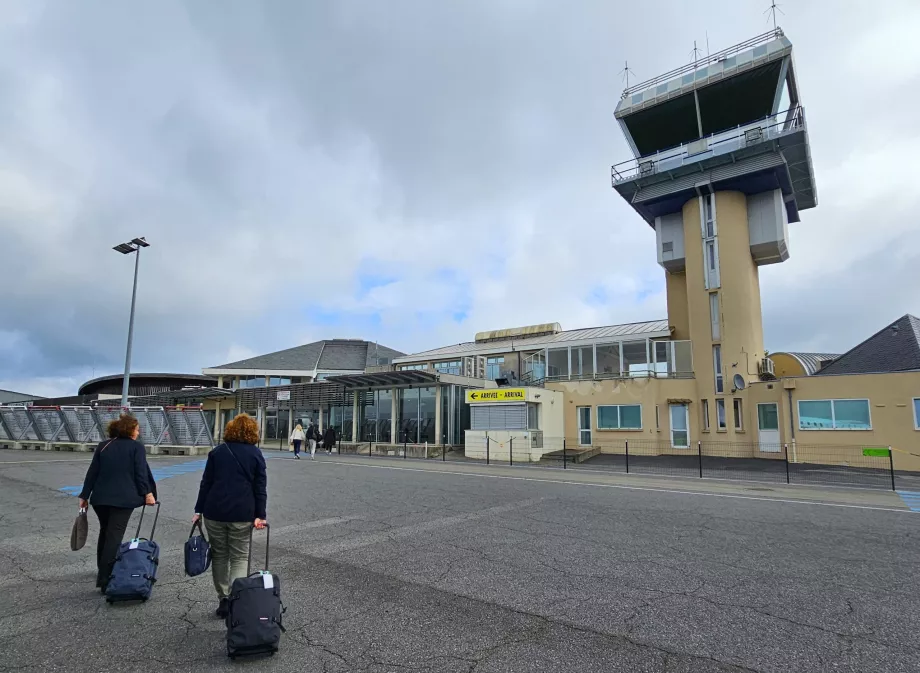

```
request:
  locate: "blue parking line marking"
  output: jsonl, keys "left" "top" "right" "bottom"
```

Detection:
{"left": 897, "top": 491, "right": 920, "bottom": 512}
{"left": 59, "top": 458, "right": 209, "bottom": 496}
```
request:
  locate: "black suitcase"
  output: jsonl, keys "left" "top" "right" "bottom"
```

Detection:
{"left": 226, "top": 524, "right": 285, "bottom": 659}
{"left": 105, "top": 502, "right": 160, "bottom": 603}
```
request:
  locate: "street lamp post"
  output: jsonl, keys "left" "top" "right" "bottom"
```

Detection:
{"left": 113, "top": 237, "right": 150, "bottom": 408}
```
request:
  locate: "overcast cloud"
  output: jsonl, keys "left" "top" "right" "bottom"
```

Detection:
{"left": 1, "top": 0, "right": 919, "bottom": 397}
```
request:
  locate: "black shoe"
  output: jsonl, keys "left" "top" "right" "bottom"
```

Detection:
{"left": 216, "top": 598, "right": 229, "bottom": 618}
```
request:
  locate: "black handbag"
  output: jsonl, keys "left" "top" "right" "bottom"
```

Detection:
{"left": 184, "top": 519, "right": 211, "bottom": 577}
{"left": 70, "top": 507, "right": 88, "bottom": 551}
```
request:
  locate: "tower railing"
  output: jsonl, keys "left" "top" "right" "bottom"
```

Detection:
{"left": 611, "top": 105, "right": 805, "bottom": 185}
{"left": 621, "top": 28, "right": 784, "bottom": 98}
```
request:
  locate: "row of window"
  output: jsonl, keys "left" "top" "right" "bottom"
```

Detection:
{"left": 701, "top": 398, "right": 744, "bottom": 431}
{"left": 585, "top": 398, "right": 919, "bottom": 435}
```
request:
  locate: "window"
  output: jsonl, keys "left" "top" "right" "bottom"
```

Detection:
{"left": 669, "top": 404, "right": 689, "bottom": 448}
{"left": 527, "top": 403, "right": 539, "bottom": 430}
{"left": 709, "top": 293, "right": 720, "bottom": 340}
{"left": 701, "top": 194, "right": 720, "bottom": 289}
{"left": 716, "top": 399, "right": 727, "bottom": 430}
{"left": 268, "top": 377, "right": 291, "bottom": 387}
{"left": 713, "top": 345, "right": 723, "bottom": 393}
{"left": 733, "top": 399, "right": 743, "bottom": 430}
{"left": 915, "top": 399, "right": 920, "bottom": 430}
{"left": 547, "top": 349, "right": 568, "bottom": 379}
{"left": 434, "top": 360, "right": 462, "bottom": 375}
{"left": 655, "top": 405, "right": 660, "bottom": 431}
{"left": 571, "top": 346, "right": 594, "bottom": 378}
{"left": 597, "top": 405, "right": 642, "bottom": 430}
{"left": 798, "top": 399, "right": 871, "bottom": 430}
{"left": 237, "top": 376, "right": 266, "bottom": 389}
{"left": 596, "top": 343, "right": 621, "bottom": 377}
{"left": 399, "top": 364, "right": 427, "bottom": 371}
{"left": 702, "top": 399, "right": 710, "bottom": 431}
{"left": 486, "top": 356, "right": 505, "bottom": 380}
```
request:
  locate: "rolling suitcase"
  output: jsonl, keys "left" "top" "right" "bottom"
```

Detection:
{"left": 105, "top": 502, "right": 161, "bottom": 603}
{"left": 226, "top": 524, "right": 285, "bottom": 659}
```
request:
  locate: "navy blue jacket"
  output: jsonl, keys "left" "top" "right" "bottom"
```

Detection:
{"left": 79, "top": 438, "right": 157, "bottom": 509}
{"left": 194, "top": 442, "right": 267, "bottom": 522}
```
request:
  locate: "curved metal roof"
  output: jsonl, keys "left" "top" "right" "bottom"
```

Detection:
{"left": 773, "top": 352, "right": 839, "bottom": 376}
{"left": 78, "top": 373, "right": 217, "bottom": 395}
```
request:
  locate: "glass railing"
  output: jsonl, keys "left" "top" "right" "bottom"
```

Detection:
{"left": 542, "top": 340, "right": 693, "bottom": 382}
{"left": 611, "top": 105, "right": 805, "bottom": 185}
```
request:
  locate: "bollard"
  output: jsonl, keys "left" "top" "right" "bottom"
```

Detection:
{"left": 510, "top": 438, "right": 513, "bottom": 466}
{"left": 889, "top": 446, "right": 896, "bottom": 491}
{"left": 784, "top": 443, "right": 790, "bottom": 484}
{"left": 562, "top": 438, "right": 567, "bottom": 470}
{"left": 625, "top": 439, "right": 629, "bottom": 474}
{"left": 697, "top": 441, "right": 703, "bottom": 478}
{"left": 404, "top": 438, "right": 408, "bottom": 459}
{"left": 486, "top": 436, "right": 490, "bottom": 465}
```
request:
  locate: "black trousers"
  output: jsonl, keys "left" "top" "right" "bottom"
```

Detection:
{"left": 92, "top": 505, "right": 134, "bottom": 587}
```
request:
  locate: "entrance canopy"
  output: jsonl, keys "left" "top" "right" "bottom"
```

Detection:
{"left": 328, "top": 371, "right": 439, "bottom": 389}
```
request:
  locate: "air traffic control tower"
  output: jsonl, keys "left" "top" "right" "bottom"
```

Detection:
{"left": 611, "top": 28, "right": 817, "bottom": 397}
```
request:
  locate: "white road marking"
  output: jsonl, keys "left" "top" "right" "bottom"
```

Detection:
{"left": 315, "top": 460, "right": 916, "bottom": 515}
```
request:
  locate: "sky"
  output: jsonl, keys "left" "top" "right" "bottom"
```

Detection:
{"left": 1, "top": 0, "right": 919, "bottom": 397}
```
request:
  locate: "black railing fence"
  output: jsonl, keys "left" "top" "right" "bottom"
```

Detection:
{"left": 268, "top": 436, "right": 918, "bottom": 492}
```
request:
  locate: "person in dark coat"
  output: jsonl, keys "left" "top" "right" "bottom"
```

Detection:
{"left": 78, "top": 414, "right": 157, "bottom": 593}
{"left": 323, "top": 426, "right": 337, "bottom": 455}
{"left": 193, "top": 413, "right": 267, "bottom": 618}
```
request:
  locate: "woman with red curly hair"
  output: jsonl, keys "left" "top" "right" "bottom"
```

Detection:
{"left": 78, "top": 413, "right": 157, "bottom": 592}
{"left": 193, "top": 413, "right": 268, "bottom": 618}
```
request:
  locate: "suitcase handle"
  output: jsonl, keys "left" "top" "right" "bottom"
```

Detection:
{"left": 188, "top": 518, "right": 206, "bottom": 540}
{"left": 246, "top": 522, "right": 270, "bottom": 574}
{"left": 133, "top": 501, "right": 161, "bottom": 541}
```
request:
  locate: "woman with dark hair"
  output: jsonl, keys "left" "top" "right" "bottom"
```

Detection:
{"left": 78, "top": 414, "right": 157, "bottom": 592}
{"left": 193, "top": 413, "right": 268, "bottom": 618}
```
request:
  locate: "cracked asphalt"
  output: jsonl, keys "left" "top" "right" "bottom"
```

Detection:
{"left": 0, "top": 449, "right": 918, "bottom": 672}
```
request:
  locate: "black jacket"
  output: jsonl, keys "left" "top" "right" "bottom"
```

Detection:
{"left": 323, "top": 427, "right": 337, "bottom": 446}
{"left": 194, "top": 442, "right": 267, "bottom": 522}
{"left": 79, "top": 438, "right": 157, "bottom": 509}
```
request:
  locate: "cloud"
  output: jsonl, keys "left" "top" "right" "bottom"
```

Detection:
{"left": 0, "top": 0, "right": 918, "bottom": 397}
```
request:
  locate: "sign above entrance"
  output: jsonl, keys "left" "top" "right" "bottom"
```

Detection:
{"left": 276, "top": 391, "right": 291, "bottom": 401}
{"left": 466, "top": 389, "right": 526, "bottom": 404}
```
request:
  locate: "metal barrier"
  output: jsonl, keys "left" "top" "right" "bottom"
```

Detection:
{"left": 0, "top": 405, "right": 214, "bottom": 452}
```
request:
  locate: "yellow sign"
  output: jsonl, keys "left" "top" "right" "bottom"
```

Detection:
{"left": 466, "top": 388, "right": 527, "bottom": 403}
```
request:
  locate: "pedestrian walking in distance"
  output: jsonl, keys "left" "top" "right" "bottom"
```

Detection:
{"left": 78, "top": 414, "right": 157, "bottom": 593}
{"left": 306, "top": 421, "right": 318, "bottom": 460}
{"left": 290, "top": 423, "right": 305, "bottom": 459}
{"left": 324, "top": 425, "right": 337, "bottom": 455}
{"left": 193, "top": 414, "right": 268, "bottom": 618}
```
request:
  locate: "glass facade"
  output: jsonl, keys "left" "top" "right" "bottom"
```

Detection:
{"left": 486, "top": 357, "right": 505, "bottom": 380}
{"left": 327, "top": 394, "right": 354, "bottom": 441}
{"left": 419, "top": 387, "right": 436, "bottom": 443}
{"left": 377, "top": 389, "right": 393, "bottom": 443}
{"left": 434, "top": 360, "right": 462, "bottom": 375}
{"left": 398, "top": 388, "right": 419, "bottom": 443}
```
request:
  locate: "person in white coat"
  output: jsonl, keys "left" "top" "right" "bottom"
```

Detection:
{"left": 290, "top": 423, "right": 305, "bottom": 459}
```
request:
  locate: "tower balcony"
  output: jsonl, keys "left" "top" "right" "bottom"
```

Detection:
{"left": 611, "top": 104, "right": 815, "bottom": 226}
{"left": 523, "top": 340, "right": 694, "bottom": 384}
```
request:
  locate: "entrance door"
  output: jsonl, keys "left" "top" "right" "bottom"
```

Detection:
{"left": 577, "top": 406, "right": 592, "bottom": 446}
{"left": 757, "top": 403, "right": 780, "bottom": 452}
{"left": 669, "top": 404, "right": 689, "bottom": 448}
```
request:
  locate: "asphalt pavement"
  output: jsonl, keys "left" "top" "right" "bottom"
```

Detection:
{"left": 0, "top": 448, "right": 918, "bottom": 672}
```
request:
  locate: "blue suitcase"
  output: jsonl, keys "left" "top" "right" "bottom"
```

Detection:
{"left": 105, "top": 502, "right": 161, "bottom": 604}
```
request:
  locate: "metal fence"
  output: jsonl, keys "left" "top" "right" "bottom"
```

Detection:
{"left": 292, "top": 434, "right": 918, "bottom": 492}
{"left": 0, "top": 406, "right": 214, "bottom": 448}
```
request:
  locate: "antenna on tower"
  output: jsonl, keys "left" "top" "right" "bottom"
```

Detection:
{"left": 765, "top": 1, "right": 784, "bottom": 31}
{"left": 619, "top": 60, "right": 636, "bottom": 90}
{"left": 689, "top": 40, "right": 703, "bottom": 68}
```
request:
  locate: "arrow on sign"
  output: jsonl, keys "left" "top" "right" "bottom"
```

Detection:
{"left": 470, "top": 392, "right": 479, "bottom": 400}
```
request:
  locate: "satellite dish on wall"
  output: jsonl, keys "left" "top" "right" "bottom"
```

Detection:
{"left": 732, "top": 374, "right": 746, "bottom": 392}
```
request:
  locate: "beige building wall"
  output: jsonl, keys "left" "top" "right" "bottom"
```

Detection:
{"left": 548, "top": 377, "right": 698, "bottom": 453}
{"left": 745, "top": 372, "right": 920, "bottom": 472}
